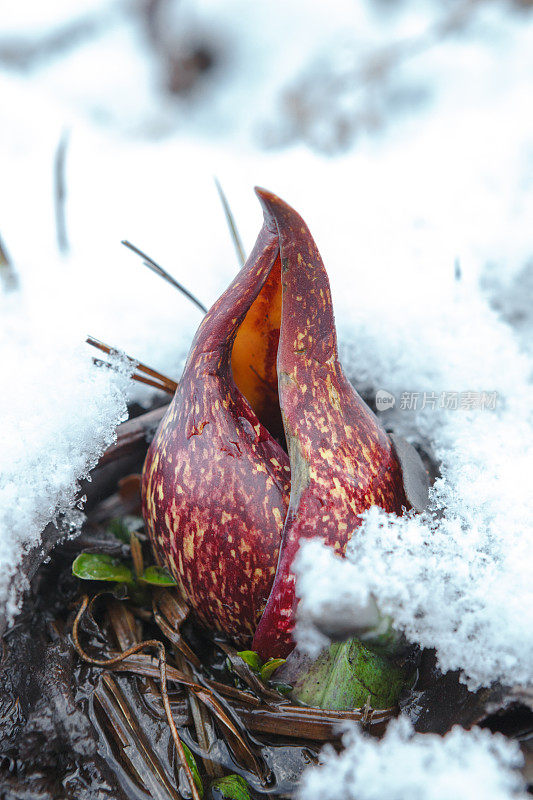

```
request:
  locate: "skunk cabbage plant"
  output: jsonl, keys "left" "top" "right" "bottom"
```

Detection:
{"left": 142, "top": 189, "right": 408, "bottom": 660}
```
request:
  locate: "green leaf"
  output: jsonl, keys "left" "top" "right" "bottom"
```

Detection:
{"left": 260, "top": 658, "right": 286, "bottom": 682}
{"left": 72, "top": 553, "right": 134, "bottom": 584}
{"left": 288, "top": 638, "right": 414, "bottom": 710}
{"left": 236, "top": 650, "right": 263, "bottom": 672}
{"left": 141, "top": 565, "right": 177, "bottom": 586}
{"left": 182, "top": 741, "right": 203, "bottom": 798}
{"left": 270, "top": 681, "right": 293, "bottom": 697}
{"left": 107, "top": 518, "right": 131, "bottom": 543}
{"left": 210, "top": 774, "right": 251, "bottom": 800}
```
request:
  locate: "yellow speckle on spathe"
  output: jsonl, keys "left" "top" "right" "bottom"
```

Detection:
{"left": 221, "top": 511, "right": 232, "bottom": 524}
{"left": 318, "top": 447, "right": 335, "bottom": 467}
{"left": 325, "top": 373, "right": 341, "bottom": 411}
{"left": 273, "top": 507, "right": 283, "bottom": 527}
{"left": 183, "top": 533, "right": 195, "bottom": 560}
{"left": 332, "top": 476, "right": 343, "bottom": 495}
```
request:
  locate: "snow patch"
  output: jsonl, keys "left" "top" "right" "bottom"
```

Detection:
{"left": 295, "top": 253, "right": 533, "bottom": 689}
{"left": 0, "top": 290, "right": 131, "bottom": 624}
{"left": 299, "top": 717, "right": 527, "bottom": 800}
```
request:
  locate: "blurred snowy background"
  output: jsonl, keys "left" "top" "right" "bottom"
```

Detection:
{"left": 1, "top": 0, "right": 533, "bottom": 795}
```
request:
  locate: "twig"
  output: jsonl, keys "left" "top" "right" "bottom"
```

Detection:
{"left": 0, "top": 231, "right": 18, "bottom": 291}
{"left": 176, "top": 651, "right": 224, "bottom": 779}
{"left": 97, "top": 404, "right": 168, "bottom": 467}
{"left": 152, "top": 590, "right": 223, "bottom": 778}
{"left": 96, "top": 673, "right": 181, "bottom": 800}
{"left": 92, "top": 357, "right": 175, "bottom": 394}
{"left": 152, "top": 591, "right": 201, "bottom": 669}
{"left": 104, "top": 652, "right": 265, "bottom": 775}
{"left": 73, "top": 595, "right": 202, "bottom": 800}
{"left": 87, "top": 335, "right": 178, "bottom": 395}
{"left": 122, "top": 240, "right": 207, "bottom": 314}
{"left": 130, "top": 532, "right": 144, "bottom": 580}
{"left": 54, "top": 129, "right": 70, "bottom": 255}
{"left": 214, "top": 178, "right": 246, "bottom": 267}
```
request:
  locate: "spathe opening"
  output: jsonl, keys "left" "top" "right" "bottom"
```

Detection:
{"left": 231, "top": 253, "right": 287, "bottom": 451}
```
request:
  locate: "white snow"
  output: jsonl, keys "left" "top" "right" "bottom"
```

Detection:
{"left": 1, "top": 0, "right": 532, "bottom": 698}
{"left": 0, "top": 310, "right": 131, "bottom": 624}
{"left": 294, "top": 275, "right": 533, "bottom": 689}
{"left": 299, "top": 717, "right": 528, "bottom": 800}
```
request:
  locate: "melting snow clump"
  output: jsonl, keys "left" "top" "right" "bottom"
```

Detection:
{"left": 0, "top": 312, "right": 131, "bottom": 626}
{"left": 299, "top": 717, "right": 527, "bottom": 800}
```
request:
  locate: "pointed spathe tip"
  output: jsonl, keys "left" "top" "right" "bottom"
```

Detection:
{"left": 254, "top": 187, "right": 304, "bottom": 236}
{"left": 254, "top": 187, "right": 280, "bottom": 233}
{"left": 254, "top": 186, "right": 280, "bottom": 203}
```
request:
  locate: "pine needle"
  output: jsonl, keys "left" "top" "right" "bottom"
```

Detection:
{"left": 87, "top": 335, "right": 178, "bottom": 395}
{"left": 214, "top": 178, "right": 246, "bottom": 268}
{"left": 0, "top": 231, "right": 18, "bottom": 291}
{"left": 73, "top": 595, "right": 202, "bottom": 800}
{"left": 54, "top": 129, "right": 70, "bottom": 255}
{"left": 122, "top": 240, "right": 207, "bottom": 314}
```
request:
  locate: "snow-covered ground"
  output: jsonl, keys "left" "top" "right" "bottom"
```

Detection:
{"left": 1, "top": 0, "right": 532, "bottom": 794}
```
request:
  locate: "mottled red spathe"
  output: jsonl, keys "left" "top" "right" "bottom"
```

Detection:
{"left": 142, "top": 189, "right": 408, "bottom": 657}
